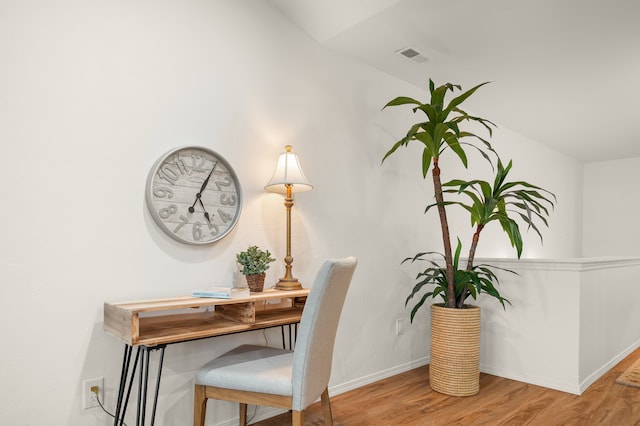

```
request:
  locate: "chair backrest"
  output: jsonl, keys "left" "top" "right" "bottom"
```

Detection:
{"left": 290, "top": 256, "right": 357, "bottom": 411}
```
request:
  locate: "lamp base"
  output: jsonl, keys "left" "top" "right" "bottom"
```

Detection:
{"left": 274, "top": 278, "right": 303, "bottom": 291}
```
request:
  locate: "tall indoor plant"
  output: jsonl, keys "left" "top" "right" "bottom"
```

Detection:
{"left": 382, "top": 79, "right": 555, "bottom": 395}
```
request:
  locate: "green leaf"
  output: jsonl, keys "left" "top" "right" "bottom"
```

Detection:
{"left": 414, "top": 131, "right": 436, "bottom": 149}
{"left": 443, "top": 133, "right": 468, "bottom": 167}
{"left": 409, "top": 292, "right": 432, "bottom": 322}
{"left": 381, "top": 139, "right": 405, "bottom": 164}
{"left": 422, "top": 148, "right": 433, "bottom": 178}
{"left": 442, "top": 82, "right": 490, "bottom": 117}
{"left": 382, "top": 96, "right": 422, "bottom": 110}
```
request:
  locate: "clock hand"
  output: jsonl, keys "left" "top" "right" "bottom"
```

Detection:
{"left": 188, "top": 160, "right": 219, "bottom": 213}
{"left": 198, "top": 198, "right": 213, "bottom": 223}
{"left": 188, "top": 195, "right": 200, "bottom": 213}
{"left": 198, "top": 159, "right": 219, "bottom": 193}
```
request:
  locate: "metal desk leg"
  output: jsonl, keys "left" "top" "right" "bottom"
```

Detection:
{"left": 114, "top": 346, "right": 140, "bottom": 426}
{"left": 114, "top": 345, "right": 132, "bottom": 425}
{"left": 136, "top": 348, "right": 149, "bottom": 425}
{"left": 150, "top": 347, "right": 165, "bottom": 426}
{"left": 113, "top": 345, "right": 166, "bottom": 426}
{"left": 281, "top": 324, "right": 299, "bottom": 350}
{"left": 120, "top": 347, "right": 141, "bottom": 424}
{"left": 138, "top": 345, "right": 166, "bottom": 426}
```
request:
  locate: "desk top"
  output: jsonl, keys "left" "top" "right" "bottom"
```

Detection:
{"left": 104, "top": 288, "right": 310, "bottom": 346}
{"left": 106, "top": 288, "right": 310, "bottom": 313}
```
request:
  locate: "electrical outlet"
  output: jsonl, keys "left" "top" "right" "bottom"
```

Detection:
{"left": 396, "top": 318, "right": 404, "bottom": 335}
{"left": 82, "top": 377, "right": 103, "bottom": 410}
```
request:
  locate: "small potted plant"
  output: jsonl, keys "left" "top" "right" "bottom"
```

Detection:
{"left": 236, "top": 245, "right": 276, "bottom": 292}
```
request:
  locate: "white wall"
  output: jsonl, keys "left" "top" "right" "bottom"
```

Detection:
{"left": 0, "top": 1, "right": 583, "bottom": 425}
{"left": 583, "top": 157, "right": 640, "bottom": 257}
{"left": 578, "top": 259, "right": 640, "bottom": 390}
{"left": 476, "top": 257, "right": 640, "bottom": 395}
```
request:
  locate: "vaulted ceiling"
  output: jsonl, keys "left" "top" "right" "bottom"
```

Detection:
{"left": 270, "top": 0, "right": 640, "bottom": 163}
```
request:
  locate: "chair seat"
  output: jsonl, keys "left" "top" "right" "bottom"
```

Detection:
{"left": 195, "top": 344, "right": 294, "bottom": 396}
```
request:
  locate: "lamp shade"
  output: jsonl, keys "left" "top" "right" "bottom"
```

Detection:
{"left": 265, "top": 145, "right": 313, "bottom": 194}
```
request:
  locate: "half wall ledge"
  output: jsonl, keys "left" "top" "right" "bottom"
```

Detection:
{"left": 470, "top": 256, "right": 640, "bottom": 394}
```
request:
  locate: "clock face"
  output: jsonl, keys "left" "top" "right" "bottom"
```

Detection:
{"left": 145, "top": 146, "right": 242, "bottom": 245}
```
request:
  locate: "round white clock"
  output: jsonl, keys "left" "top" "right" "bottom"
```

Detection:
{"left": 145, "top": 146, "right": 242, "bottom": 245}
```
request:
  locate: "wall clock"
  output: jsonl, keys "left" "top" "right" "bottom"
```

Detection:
{"left": 145, "top": 146, "right": 242, "bottom": 245}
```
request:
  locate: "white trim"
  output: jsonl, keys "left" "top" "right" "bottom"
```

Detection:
{"left": 579, "top": 339, "right": 640, "bottom": 394}
{"left": 471, "top": 256, "right": 640, "bottom": 272}
{"left": 479, "top": 363, "right": 580, "bottom": 395}
{"left": 329, "top": 357, "right": 429, "bottom": 396}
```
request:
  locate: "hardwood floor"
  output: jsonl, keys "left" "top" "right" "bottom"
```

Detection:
{"left": 252, "top": 347, "right": 640, "bottom": 425}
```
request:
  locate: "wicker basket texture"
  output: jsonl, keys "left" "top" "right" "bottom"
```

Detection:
{"left": 430, "top": 303, "right": 481, "bottom": 396}
{"left": 245, "top": 273, "right": 266, "bottom": 292}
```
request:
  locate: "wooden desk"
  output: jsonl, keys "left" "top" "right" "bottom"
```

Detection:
{"left": 104, "top": 288, "right": 309, "bottom": 346}
{"left": 103, "top": 288, "right": 310, "bottom": 426}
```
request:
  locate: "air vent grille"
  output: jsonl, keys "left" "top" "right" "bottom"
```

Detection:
{"left": 396, "top": 47, "right": 429, "bottom": 63}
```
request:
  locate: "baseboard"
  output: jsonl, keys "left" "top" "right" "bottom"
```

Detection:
{"left": 478, "top": 339, "right": 640, "bottom": 396}
{"left": 579, "top": 339, "right": 640, "bottom": 394}
{"left": 329, "top": 356, "right": 430, "bottom": 396}
{"left": 479, "top": 363, "right": 581, "bottom": 395}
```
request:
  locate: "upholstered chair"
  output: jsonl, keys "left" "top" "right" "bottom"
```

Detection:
{"left": 194, "top": 257, "right": 357, "bottom": 426}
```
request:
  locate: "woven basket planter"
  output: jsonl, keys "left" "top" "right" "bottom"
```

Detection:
{"left": 430, "top": 303, "right": 481, "bottom": 396}
{"left": 245, "top": 273, "right": 266, "bottom": 292}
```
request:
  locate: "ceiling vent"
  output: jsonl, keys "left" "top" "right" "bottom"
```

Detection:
{"left": 396, "top": 47, "right": 429, "bottom": 64}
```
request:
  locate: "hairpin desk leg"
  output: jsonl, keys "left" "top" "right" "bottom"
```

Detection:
{"left": 114, "top": 345, "right": 131, "bottom": 425}
{"left": 114, "top": 346, "right": 141, "bottom": 426}
{"left": 112, "top": 344, "right": 166, "bottom": 426}
{"left": 149, "top": 346, "right": 165, "bottom": 425}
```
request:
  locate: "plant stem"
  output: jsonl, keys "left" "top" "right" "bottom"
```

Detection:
{"left": 458, "top": 224, "right": 484, "bottom": 308}
{"left": 466, "top": 224, "right": 483, "bottom": 270}
{"left": 432, "top": 157, "right": 455, "bottom": 308}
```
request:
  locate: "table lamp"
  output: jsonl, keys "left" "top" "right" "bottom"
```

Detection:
{"left": 265, "top": 145, "right": 312, "bottom": 290}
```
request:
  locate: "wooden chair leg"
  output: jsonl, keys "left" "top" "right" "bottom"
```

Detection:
{"left": 292, "top": 410, "right": 304, "bottom": 426}
{"left": 321, "top": 388, "right": 333, "bottom": 426}
{"left": 194, "top": 385, "right": 207, "bottom": 426}
{"left": 239, "top": 403, "right": 248, "bottom": 426}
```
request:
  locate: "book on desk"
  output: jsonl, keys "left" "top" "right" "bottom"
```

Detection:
{"left": 191, "top": 286, "right": 250, "bottom": 299}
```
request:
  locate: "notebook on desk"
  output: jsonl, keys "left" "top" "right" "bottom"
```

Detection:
{"left": 191, "top": 286, "right": 250, "bottom": 299}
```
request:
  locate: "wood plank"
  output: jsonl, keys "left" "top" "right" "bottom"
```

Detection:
{"left": 252, "top": 347, "right": 640, "bottom": 425}
{"left": 215, "top": 302, "right": 255, "bottom": 324}
{"left": 103, "top": 303, "right": 136, "bottom": 344}
{"left": 103, "top": 288, "right": 309, "bottom": 345}
{"left": 107, "top": 289, "right": 309, "bottom": 313}
{"left": 132, "top": 307, "right": 304, "bottom": 346}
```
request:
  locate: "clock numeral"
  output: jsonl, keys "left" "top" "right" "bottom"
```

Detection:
{"left": 173, "top": 215, "right": 189, "bottom": 233}
{"left": 207, "top": 220, "right": 219, "bottom": 236}
{"left": 153, "top": 187, "right": 174, "bottom": 199}
{"left": 159, "top": 204, "right": 178, "bottom": 219}
{"left": 158, "top": 166, "right": 178, "bottom": 185}
{"left": 191, "top": 153, "right": 207, "bottom": 172}
{"left": 214, "top": 176, "right": 231, "bottom": 191}
{"left": 173, "top": 217, "right": 219, "bottom": 241}
{"left": 172, "top": 155, "right": 188, "bottom": 175}
{"left": 220, "top": 193, "right": 237, "bottom": 206}
{"left": 192, "top": 222, "right": 203, "bottom": 241}
{"left": 217, "top": 208, "right": 233, "bottom": 224}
